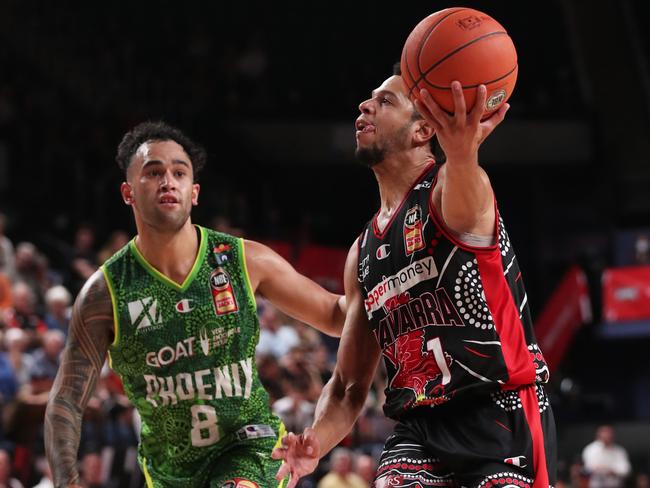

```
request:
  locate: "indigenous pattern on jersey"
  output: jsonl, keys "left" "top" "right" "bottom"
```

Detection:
{"left": 102, "top": 226, "right": 281, "bottom": 486}
{"left": 357, "top": 163, "right": 549, "bottom": 420}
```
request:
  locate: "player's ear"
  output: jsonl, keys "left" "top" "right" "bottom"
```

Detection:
{"left": 192, "top": 183, "right": 200, "bottom": 206}
{"left": 413, "top": 119, "right": 435, "bottom": 146}
{"left": 121, "top": 182, "right": 134, "bottom": 205}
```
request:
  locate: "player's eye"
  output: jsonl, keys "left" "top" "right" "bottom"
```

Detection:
{"left": 380, "top": 97, "right": 391, "bottom": 105}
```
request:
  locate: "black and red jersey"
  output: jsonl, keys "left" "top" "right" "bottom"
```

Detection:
{"left": 357, "top": 162, "right": 549, "bottom": 420}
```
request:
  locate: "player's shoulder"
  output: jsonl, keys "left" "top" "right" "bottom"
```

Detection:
{"left": 240, "top": 238, "right": 267, "bottom": 258}
{"left": 74, "top": 268, "right": 113, "bottom": 314}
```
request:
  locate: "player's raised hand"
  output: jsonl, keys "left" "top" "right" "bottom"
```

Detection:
{"left": 414, "top": 81, "right": 509, "bottom": 164}
{"left": 272, "top": 428, "right": 320, "bottom": 488}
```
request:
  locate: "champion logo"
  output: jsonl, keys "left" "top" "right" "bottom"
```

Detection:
{"left": 127, "top": 297, "right": 163, "bottom": 330}
{"left": 175, "top": 298, "right": 195, "bottom": 313}
{"left": 376, "top": 244, "right": 391, "bottom": 260}
{"left": 504, "top": 455, "right": 527, "bottom": 468}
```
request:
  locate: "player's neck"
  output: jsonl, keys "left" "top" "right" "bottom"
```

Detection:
{"left": 134, "top": 220, "right": 199, "bottom": 284}
{"left": 373, "top": 154, "right": 433, "bottom": 214}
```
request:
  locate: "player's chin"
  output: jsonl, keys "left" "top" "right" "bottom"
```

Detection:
{"left": 356, "top": 130, "right": 376, "bottom": 143}
{"left": 156, "top": 210, "right": 190, "bottom": 228}
{"left": 157, "top": 201, "right": 182, "bottom": 211}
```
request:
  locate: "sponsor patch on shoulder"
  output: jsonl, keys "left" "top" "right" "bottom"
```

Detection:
{"left": 213, "top": 243, "right": 233, "bottom": 265}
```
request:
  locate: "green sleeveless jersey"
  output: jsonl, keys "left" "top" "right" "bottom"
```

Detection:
{"left": 101, "top": 226, "right": 280, "bottom": 483}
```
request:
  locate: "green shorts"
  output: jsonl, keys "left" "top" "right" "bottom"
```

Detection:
{"left": 141, "top": 425, "right": 286, "bottom": 488}
{"left": 207, "top": 439, "right": 285, "bottom": 488}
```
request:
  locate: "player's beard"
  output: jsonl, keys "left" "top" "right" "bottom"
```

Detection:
{"left": 355, "top": 122, "right": 412, "bottom": 168}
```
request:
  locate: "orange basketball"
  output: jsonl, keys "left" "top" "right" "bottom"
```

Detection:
{"left": 400, "top": 7, "right": 517, "bottom": 116}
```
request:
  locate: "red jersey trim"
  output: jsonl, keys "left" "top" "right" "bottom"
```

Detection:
{"left": 372, "top": 160, "right": 436, "bottom": 239}
{"left": 519, "top": 385, "right": 550, "bottom": 488}
{"left": 475, "top": 250, "right": 536, "bottom": 388}
{"left": 427, "top": 170, "right": 499, "bottom": 253}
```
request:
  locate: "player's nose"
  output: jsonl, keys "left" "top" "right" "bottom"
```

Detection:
{"left": 160, "top": 169, "right": 177, "bottom": 189}
{"left": 359, "top": 98, "right": 374, "bottom": 114}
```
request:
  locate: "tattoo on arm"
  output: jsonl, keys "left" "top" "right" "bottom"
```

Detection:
{"left": 44, "top": 271, "right": 114, "bottom": 488}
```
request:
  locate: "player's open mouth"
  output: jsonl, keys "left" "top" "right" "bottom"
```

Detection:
{"left": 355, "top": 119, "right": 376, "bottom": 135}
{"left": 159, "top": 194, "right": 179, "bottom": 206}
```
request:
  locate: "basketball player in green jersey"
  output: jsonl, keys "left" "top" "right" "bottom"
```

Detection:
{"left": 44, "top": 121, "right": 346, "bottom": 488}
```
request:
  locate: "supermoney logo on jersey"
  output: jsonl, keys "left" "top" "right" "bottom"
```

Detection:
{"left": 364, "top": 257, "right": 438, "bottom": 318}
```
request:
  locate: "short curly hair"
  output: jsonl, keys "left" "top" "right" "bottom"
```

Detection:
{"left": 115, "top": 121, "right": 207, "bottom": 178}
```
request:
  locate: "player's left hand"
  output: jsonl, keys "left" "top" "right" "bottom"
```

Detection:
{"left": 414, "top": 81, "right": 509, "bottom": 165}
{"left": 272, "top": 428, "right": 320, "bottom": 488}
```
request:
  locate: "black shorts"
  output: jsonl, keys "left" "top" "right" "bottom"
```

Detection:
{"left": 374, "top": 384, "right": 556, "bottom": 488}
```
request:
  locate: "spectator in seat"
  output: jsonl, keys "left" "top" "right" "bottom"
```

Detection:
{"left": 317, "top": 448, "right": 366, "bottom": 488}
{"left": 356, "top": 453, "right": 377, "bottom": 486}
{"left": 273, "top": 374, "right": 315, "bottom": 435}
{"left": 256, "top": 300, "right": 299, "bottom": 358}
{"left": 43, "top": 286, "right": 71, "bottom": 337}
{"left": 4, "top": 282, "right": 46, "bottom": 347}
{"left": 2, "top": 328, "right": 34, "bottom": 389}
{"left": 582, "top": 425, "right": 631, "bottom": 488}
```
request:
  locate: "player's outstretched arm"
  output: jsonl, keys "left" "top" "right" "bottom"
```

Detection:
{"left": 244, "top": 240, "right": 346, "bottom": 337}
{"left": 272, "top": 240, "right": 381, "bottom": 487}
{"left": 415, "top": 81, "right": 508, "bottom": 236}
{"left": 44, "top": 270, "right": 114, "bottom": 488}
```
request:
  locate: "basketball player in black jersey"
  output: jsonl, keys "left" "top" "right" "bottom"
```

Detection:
{"left": 273, "top": 66, "right": 556, "bottom": 488}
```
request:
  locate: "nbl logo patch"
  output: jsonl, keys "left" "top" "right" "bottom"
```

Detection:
{"left": 210, "top": 269, "right": 239, "bottom": 316}
{"left": 403, "top": 205, "right": 425, "bottom": 255}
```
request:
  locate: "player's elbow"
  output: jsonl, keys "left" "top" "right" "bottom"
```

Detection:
{"left": 331, "top": 372, "right": 371, "bottom": 412}
{"left": 344, "top": 382, "right": 370, "bottom": 412}
{"left": 320, "top": 294, "right": 346, "bottom": 338}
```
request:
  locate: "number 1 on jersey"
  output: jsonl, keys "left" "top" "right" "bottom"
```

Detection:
{"left": 427, "top": 337, "right": 451, "bottom": 385}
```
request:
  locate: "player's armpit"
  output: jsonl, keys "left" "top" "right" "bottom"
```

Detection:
{"left": 243, "top": 239, "right": 345, "bottom": 336}
{"left": 44, "top": 270, "right": 114, "bottom": 488}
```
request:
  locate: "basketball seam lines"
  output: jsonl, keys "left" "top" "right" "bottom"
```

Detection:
{"left": 424, "top": 64, "right": 518, "bottom": 90}
{"left": 416, "top": 8, "right": 469, "bottom": 74}
{"left": 408, "top": 31, "right": 510, "bottom": 96}
{"left": 406, "top": 8, "right": 469, "bottom": 98}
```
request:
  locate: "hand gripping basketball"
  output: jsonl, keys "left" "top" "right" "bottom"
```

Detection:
{"left": 414, "top": 81, "right": 510, "bottom": 164}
